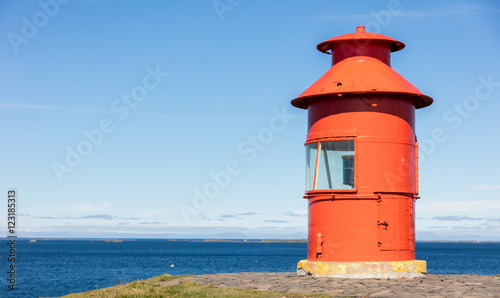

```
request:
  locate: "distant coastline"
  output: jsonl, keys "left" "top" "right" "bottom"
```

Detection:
{"left": 192, "top": 239, "right": 307, "bottom": 243}
{"left": 0, "top": 238, "right": 137, "bottom": 242}
{"left": 1, "top": 238, "right": 499, "bottom": 243}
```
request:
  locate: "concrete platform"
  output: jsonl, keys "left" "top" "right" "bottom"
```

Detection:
{"left": 297, "top": 259, "right": 427, "bottom": 278}
{"left": 159, "top": 272, "right": 500, "bottom": 297}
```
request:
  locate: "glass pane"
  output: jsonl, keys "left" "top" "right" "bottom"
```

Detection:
{"left": 305, "top": 143, "right": 318, "bottom": 191}
{"left": 315, "top": 140, "right": 355, "bottom": 190}
{"left": 342, "top": 155, "right": 355, "bottom": 187}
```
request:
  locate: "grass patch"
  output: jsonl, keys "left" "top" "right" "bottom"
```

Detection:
{"left": 58, "top": 274, "right": 330, "bottom": 298}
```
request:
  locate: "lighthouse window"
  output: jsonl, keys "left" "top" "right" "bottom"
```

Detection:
{"left": 305, "top": 140, "right": 355, "bottom": 191}
{"left": 306, "top": 143, "right": 318, "bottom": 191}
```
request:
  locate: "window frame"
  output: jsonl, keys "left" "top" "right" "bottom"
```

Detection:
{"left": 305, "top": 137, "right": 358, "bottom": 193}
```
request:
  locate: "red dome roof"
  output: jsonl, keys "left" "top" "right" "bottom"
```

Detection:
{"left": 317, "top": 26, "right": 405, "bottom": 54}
{"left": 291, "top": 56, "right": 433, "bottom": 109}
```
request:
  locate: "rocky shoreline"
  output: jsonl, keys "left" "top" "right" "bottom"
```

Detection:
{"left": 159, "top": 272, "right": 500, "bottom": 297}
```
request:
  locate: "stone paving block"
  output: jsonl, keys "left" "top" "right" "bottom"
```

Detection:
{"left": 166, "top": 272, "right": 500, "bottom": 297}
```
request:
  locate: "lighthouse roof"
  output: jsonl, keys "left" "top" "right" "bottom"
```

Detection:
{"left": 291, "top": 56, "right": 433, "bottom": 109}
{"left": 317, "top": 26, "right": 406, "bottom": 54}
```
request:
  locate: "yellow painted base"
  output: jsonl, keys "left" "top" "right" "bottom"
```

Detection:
{"left": 297, "top": 260, "right": 426, "bottom": 279}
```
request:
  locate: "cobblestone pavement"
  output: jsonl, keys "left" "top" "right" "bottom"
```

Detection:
{"left": 159, "top": 272, "right": 500, "bottom": 297}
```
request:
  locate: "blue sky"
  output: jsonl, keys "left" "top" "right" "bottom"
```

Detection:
{"left": 1, "top": 0, "right": 499, "bottom": 240}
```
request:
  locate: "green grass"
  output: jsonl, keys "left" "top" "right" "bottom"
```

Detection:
{"left": 57, "top": 274, "right": 330, "bottom": 298}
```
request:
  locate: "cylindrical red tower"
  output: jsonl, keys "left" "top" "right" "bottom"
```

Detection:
{"left": 293, "top": 26, "right": 432, "bottom": 278}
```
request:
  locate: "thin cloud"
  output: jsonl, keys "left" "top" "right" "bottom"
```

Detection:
{"left": 432, "top": 215, "right": 485, "bottom": 221}
{"left": 424, "top": 224, "right": 484, "bottom": 230}
{"left": 133, "top": 113, "right": 263, "bottom": 121}
{"left": 65, "top": 202, "right": 112, "bottom": 214}
{"left": 256, "top": 226, "right": 281, "bottom": 230}
{"left": 431, "top": 215, "right": 500, "bottom": 221}
{"left": 36, "top": 214, "right": 116, "bottom": 220}
{"left": 78, "top": 214, "right": 115, "bottom": 220}
{"left": 66, "top": 107, "right": 108, "bottom": 114}
{"left": 418, "top": 199, "right": 500, "bottom": 212}
{"left": 486, "top": 221, "right": 500, "bottom": 228}
{"left": 220, "top": 214, "right": 236, "bottom": 218}
{"left": 395, "top": 3, "right": 500, "bottom": 18}
{"left": 263, "top": 219, "right": 289, "bottom": 223}
{"left": 0, "top": 103, "right": 66, "bottom": 110}
{"left": 34, "top": 216, "right": 75, "bottom": 219}
{"left": 237, "top": 212, "right": 257, "bottom": 216}
{"left": 282, "top": 210, "right": 304, "bottom": 217}
{"left": 0, "top": 102, "right": 110, "bottom": 114}
{"left": 313, "top": 3, "right": 499, "bottom": 21}
{"left": 464, "top": 184, "right": 500, "bottom": 191}
{"left": 139, "top": 221, "right": 162, "bottom": 225}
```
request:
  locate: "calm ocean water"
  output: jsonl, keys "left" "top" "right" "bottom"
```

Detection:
{"left": 0, "top": 240, "right": 498, "bottom": 297}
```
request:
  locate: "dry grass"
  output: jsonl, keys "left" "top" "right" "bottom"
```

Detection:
{"left": 57, "top": 274, "right": 330, "bottom": 298}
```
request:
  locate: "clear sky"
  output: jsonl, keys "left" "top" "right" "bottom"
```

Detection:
{"left": 1, "top": 0, "right": 499, "bottom": 240}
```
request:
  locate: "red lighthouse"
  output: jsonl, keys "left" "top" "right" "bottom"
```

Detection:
{"left": 292, "top": 26, "right": 432, "bottom": 278}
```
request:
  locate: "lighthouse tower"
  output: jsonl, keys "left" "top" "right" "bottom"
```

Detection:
{"left": 292, "top": 26, "right": 433, "bottom": 278}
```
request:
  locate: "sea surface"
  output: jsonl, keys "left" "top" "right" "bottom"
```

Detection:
{"left": 0, "top": 240, "right": 499, "bottom": 297}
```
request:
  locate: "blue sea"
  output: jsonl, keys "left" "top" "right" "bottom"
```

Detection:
{"left": 0, "top": 240, "right": 499, "bottom": 297}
